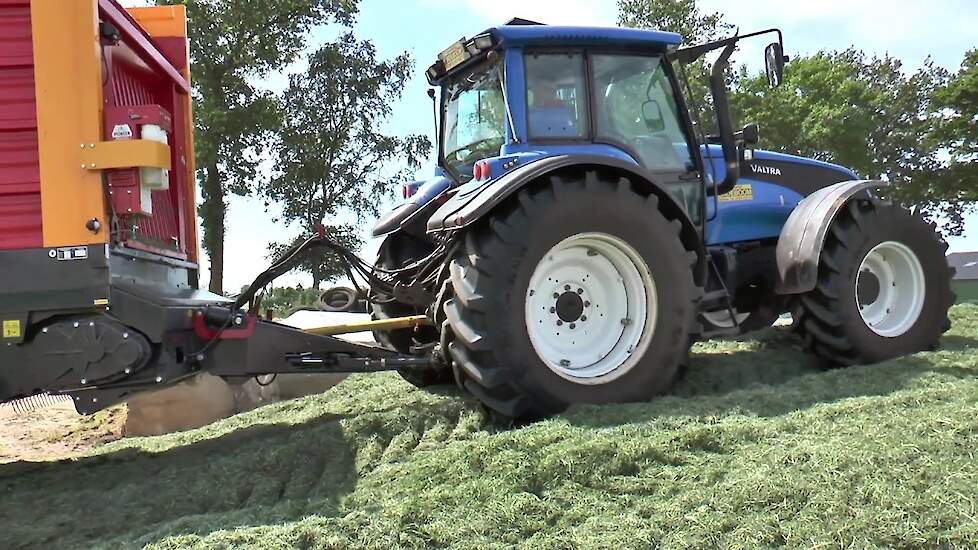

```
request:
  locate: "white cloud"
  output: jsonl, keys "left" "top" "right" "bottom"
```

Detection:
{"left": 420, "top": 0, "right": 618, "bottom": 27}
{"left": 698, "top": 0, "right": 978, "bottom": 71}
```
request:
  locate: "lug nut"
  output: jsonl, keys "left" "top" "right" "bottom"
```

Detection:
{"left": 550, "top": 307, "right": 556, "bottom": 313}
{"left": 557, "top": 320, "right": 563, "bottom": 326}
{"left": 581, "top": 316, "right": 587, "bottom": 321}
{"left": 553, "top": 293, "right": 559, "bottom": 299}
{"left": 569, "top": 323, "right": 576, "bottom": 329}
{"left": 577, "top": 288, "right": 583, "bottom": 294}
{"left": 564, "top": 284, "right": 571, "bottom": 291}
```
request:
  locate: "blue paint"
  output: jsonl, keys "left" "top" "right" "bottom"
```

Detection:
{"left": 701, "top": 145, "right": 857, "bottom": 245}
{"left": 490, "top": 25, "right": 682, "bottom": 49}
{"left": 390, "top": 32, "right": 864, "bottom": 250}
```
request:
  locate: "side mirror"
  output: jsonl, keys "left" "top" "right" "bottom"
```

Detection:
{"left": 641, "top": 100, "right": 665, "bottom": 132}
{"left": 740, "top": 123, "right": 759, "bottom": 145}
{"left": 764, "top": 42, "right": 786, "bottom": 88}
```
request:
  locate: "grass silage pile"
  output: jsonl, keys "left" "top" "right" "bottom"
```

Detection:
{"left": 3, "top": 306, "right": 978, "bottom": 549}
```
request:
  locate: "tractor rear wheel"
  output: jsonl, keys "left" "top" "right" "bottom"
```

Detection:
{"left": 792, "top": 198, "right": 954, "bottom": 366}
{"left": 372, "top": 233, "right": 452, "bottom": 387}
{"left": 443, "top": 171, "right": 701, "bottom": 420}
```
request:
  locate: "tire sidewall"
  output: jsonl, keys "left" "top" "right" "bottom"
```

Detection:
{"left": 833, "top": 207, "right": 948, "bottom": 361}
{"left": 490, "top": 187, "right": 695, "bottom": 408}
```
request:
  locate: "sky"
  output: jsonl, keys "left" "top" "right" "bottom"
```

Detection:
{"left": 129, "top": 0, "right": 978, "bottom": 291}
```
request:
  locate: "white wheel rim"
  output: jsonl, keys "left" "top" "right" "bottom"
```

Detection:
{"left": 700, "top": 308, "right": 750, "bottom": 329}
{"left": 524, "top": 232, "right": 656, "bottom": 383}
{"left": 856, "top": 241, "right": 926, "bottom": 337}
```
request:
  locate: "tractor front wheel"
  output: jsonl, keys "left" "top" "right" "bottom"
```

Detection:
{"left": 443, "top": 171, "right": 701, "bottom": 420}
{"left": 792, "top": 198, "right": 954, "bottom": 366}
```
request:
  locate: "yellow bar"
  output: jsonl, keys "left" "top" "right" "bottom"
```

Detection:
{"left": 303, "top": 315, "right": 431, "bottom": 336}
{"left": 31, "top": 0, "right": 108, "bottom": 247}
{"left": 80, "top": 140, "right": 172, "bottom": 171}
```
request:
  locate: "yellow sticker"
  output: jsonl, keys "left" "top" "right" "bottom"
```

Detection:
{"left": 93, "top": 298, "right": 110, "bottom": 306}
{"left": 719, "top": 184, "right": 753, "bottom": 202}
{"left": 3, "top": 320, "right": 21, "bottom": 339}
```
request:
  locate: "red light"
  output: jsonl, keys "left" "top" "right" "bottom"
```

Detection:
{"left": 473, "top": 161, "right": 492, "bottom": 181}
{"left": 402, "top": 183, "right": 416, "bottom": 199}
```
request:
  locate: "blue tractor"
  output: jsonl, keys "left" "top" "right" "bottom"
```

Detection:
{"left": 368, "top": 19, "right": 954, "bottom": 419}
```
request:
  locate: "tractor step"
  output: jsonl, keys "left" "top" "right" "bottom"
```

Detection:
{"left": 285, "top": 352, "right": 433, "bottom": 372}
{"left": 701, "top": 289, "right": 733, "bottom": 310}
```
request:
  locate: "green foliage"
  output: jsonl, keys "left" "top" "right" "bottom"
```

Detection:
{"left": 156, "top": 0, "right": 359, "bottom": 293}
{"left": 619, "top": 0, "right": 977, "bottom": 236}
{"left": 618, "top": 0, "right": 732, "bottom": 134}
{"left": 923, "top": 50, "right": 978, "bottom": 232}
{"left": 5, "top": 306, "right": 978, "bottom": 548}
{"left": 263, "top": 33, "right": 430, "bottom": 288}
{"left": 267, "top": 228, "right": 360, "bottom": 290}
{"left": 255, "top": 284, "right": 322, "bottom": 316}
{"left": 618, "top": 0, "right": 729, "bottom": 43}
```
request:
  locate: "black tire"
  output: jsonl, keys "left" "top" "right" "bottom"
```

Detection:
{"left": 443, "top": 170, "right": 702, "bottom": 420}
{"left": 792, "top": 198, "right": 954, "bottom": 366}
{"left": 371, "top": 234, "right": 452, "bottom": 387}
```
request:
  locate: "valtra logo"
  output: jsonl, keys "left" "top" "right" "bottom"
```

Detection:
{"left": 749, "top": 164, "right": 782, "bottom": 176}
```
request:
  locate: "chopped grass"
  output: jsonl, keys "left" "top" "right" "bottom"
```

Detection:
{"left": 3, "top": 305, "right": 978, "bottom": 549}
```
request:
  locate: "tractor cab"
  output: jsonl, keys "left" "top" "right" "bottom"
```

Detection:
{"left": 428, "top": 22, "right": 707, "bottom": 222}
{"left": 374, "top": 20, "right": 786, "bottom": 239}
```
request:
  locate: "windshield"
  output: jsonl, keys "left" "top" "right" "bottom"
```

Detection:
{"left": 441, "top": 61, "right": 506, "bottom": 180}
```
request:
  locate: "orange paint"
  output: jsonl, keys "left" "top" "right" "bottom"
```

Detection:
{"left": 30, "top": 0, "right": 108, "bottom": 247}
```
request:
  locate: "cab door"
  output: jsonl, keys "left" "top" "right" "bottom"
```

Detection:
{"left": 589, "top": 54, "right": 702, "bottom": 223}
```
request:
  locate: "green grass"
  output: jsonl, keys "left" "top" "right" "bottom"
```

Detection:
{"left": 4, "top": 306, "right": 978, "bottom": 549}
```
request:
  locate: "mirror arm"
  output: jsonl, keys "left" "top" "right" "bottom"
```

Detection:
{"left": 709, "top": 42, "right": 739, "bottom": 196}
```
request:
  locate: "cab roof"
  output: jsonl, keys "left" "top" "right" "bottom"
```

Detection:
{"left": 488, "top": 23, "right": 683, "bottom": 50}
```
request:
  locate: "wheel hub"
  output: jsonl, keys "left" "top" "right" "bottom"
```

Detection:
{"left": 856, "top": 269, "right": 881, "bottom": 306}
{"left": 555, "top": 290, "right": 585, "bottom": 322}
{"left": 525, "top": 232, "right": 656, "bottom": 382}
{"left": 856, "top": 241, "right": 926, "bottom": 337}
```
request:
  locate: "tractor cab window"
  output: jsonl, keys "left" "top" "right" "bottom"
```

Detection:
{"left": 591, "top": 54, "right": 695, "bottom": 174}
{"left": 442, "top": 61, "right": 507, "bottom": 181}
{"left": 525, "top": 53, "right": 587, "bottom": 139}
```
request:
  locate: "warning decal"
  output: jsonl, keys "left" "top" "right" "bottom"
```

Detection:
{"left": 3, "top": 320, "right": 21, "bottom": 339}
{"left": 719, "top": 184, "right": 754, "bottom": 202}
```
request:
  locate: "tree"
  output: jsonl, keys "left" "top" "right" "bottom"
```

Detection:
{"left": 157, "top": 0, "right": 357, "bottom": 293}
{"left": 264, "top": 33, "right": 430, "bottom": 289}
{"left": 730, "top": 50, "right": 956, "bottom": 231}
{"left": 618, "top": 0, "right": 733, "bottom": 134}
{"left": 923, "top": 50, "right": 978, "bottom": 234}
{"left": 620, "top": 1, "right": 978, "bottom": 236}
{"left": 618, "top": 0, "right": 729, "bottom": 44}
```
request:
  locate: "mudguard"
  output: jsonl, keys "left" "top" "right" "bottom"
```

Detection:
{"left": 776, "top": 179, "right": 886, "bottom": 294}
{"left": 426, "top": 155, "right": 699, "bottom": 252}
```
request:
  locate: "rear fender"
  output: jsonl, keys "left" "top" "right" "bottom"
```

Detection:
{"left": 427, "top": 155, "right": 706, "bottom": 283}
{"left": 776, "top": 179, "right": 886, "bottom": 294}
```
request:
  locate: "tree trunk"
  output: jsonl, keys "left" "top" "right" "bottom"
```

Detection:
{"left": 312, "top": 264, "right": 322, "bottom": 291}
{"left": 200, "top": 163, "right": 226, "bottom": 295}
